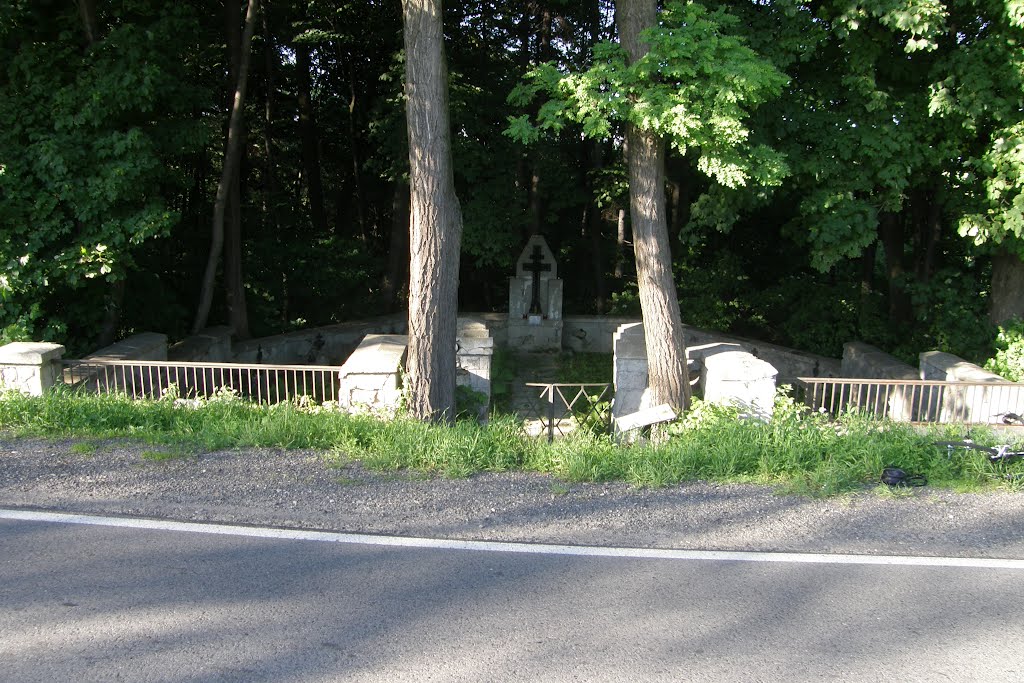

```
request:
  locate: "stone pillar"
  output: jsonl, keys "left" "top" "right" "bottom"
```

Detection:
{"left": 456, "top": 319, "right": 494, "bottom": 417}
{"left": 0, "top": 342, "right": 66, "bottom": 396}
{"left": 702, "top": 351, "right": 779, "bottom": 420}
{"left": 612, "top": 323, "right": 650, "bottom": 423}
{"left": 338, "top": 334, "right": 408, "bottom": 411}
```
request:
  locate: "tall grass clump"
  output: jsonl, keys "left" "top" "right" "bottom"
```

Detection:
{"left": 336, "top": 413, "right": 529, "bottom": 476}
{"left": 3, "top": 385, "right": 1022, "bottom": 494}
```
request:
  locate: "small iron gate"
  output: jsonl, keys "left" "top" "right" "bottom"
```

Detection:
{"left": 523, "top": 382, "right": 613, "bottom": 441}
{"left": 60, "top": 359, "right": 342, "bottom": 405}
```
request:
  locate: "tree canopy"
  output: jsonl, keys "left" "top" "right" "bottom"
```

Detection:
{"left": 1, "top": 0, "right": 1022, "bottom": 370}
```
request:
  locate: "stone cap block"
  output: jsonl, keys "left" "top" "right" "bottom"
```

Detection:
{"left": 843, "top": 342, "right": 917, "bottom": 380}
{"left": 0, "top": 342, "right": 66, "bottom": 365}
{"left": 920, "top": 351, "right": 1008, "bottom": 382}
{"left": 340, "top": 334, "right": 408, "bottom": 375}
{"left": 703, "top": 351, "right": 778, "bottom": 381}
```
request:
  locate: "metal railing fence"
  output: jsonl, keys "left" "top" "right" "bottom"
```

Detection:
{"left": 796, "top": 377, "right": 1024, "bottom": 425}
{"left": 60, "top": 359, "right": 342, "bottom": 405}
{"left": 523, "top": 382, "right": 613, "bottom": 442}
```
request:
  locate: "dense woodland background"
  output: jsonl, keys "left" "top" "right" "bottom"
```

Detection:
{"left": 2, "top": 0, "right": 1023, "bottom": 369}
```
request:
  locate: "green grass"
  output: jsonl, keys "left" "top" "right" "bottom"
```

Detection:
{"left": 2, "top": 386, "right": 1022, "bottom": 495}
{"left": 69, "top": 441, "right": 99, "bottom": 455}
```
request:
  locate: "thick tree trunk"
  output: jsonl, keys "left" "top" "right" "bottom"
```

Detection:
{"left": 193, "top": 0, "right": 259, "bottom": 335}
{"left": 990, "top": 247, "right": 1024, "bottom": 325}
{"left": 295, "top": 43, "right": 329, "bottom": 235}
{"left": 617, "top": 0, "right": 691, "bottom": 411}
{"left": 222, "top": 0, "right": 250, "bottom": 339}
{"left": 402, "top": 0, "right": 463, "bottom": 423}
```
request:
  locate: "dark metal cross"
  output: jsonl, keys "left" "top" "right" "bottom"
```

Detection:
{"left": 523, "top": 244, "right": 551, "bottom": 315}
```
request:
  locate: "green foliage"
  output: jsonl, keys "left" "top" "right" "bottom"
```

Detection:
{"left": 0, "top": 4, "right": 208, "bottom": 345}
{"left": 488, "top": 349, "right": 518, "bottom": 413}
{"left": 984, "top": 319, "right": 1024, "bottom": 381}
{"left": 556, "top": 352, "right": 612, "bottom": 384}
{"left": 454, "top": 384, "right": 489, "bottom": 421}
{"left": 508, "top": 1, "right": 789, "bottom": 188}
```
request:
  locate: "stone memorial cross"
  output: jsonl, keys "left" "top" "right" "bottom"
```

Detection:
{"left": 523, "top": 244, "right": 552, "bottom": 315}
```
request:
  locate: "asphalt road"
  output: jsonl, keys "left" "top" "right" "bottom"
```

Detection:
{"left": 3, "top": 513, "right": 1023, "bottom": 683}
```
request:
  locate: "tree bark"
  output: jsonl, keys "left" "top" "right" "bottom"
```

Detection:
{"left": 296, "top": 42, "right": 329, "bottom": 235}
{"left": 193, "top": 0, "right": 259, "bottom": 335}
{"left": 222, "top": 0, "right": 250, "bottom": 339}
{"left": 383, "top": 180, "right": 410, "bottom": 311}
{"left": 614, "top": 207, "right": 628, "bottom": 280}
{"left": 77, "top": 0, "right": 100, "bottom": 48}
{"left": 878, "top": 211, "right": 911, "bottom": 326}
{"left": 402, "top": 0, "right": 464, "bottom": 423}
{"left": 990, "top": 246, "right": 1024, "bottom": 325}
{"left": 617, "top": 0, "right": 691, "bottom": 411}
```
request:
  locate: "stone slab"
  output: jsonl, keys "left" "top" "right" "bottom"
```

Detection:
{"left": 87, "top": 332, "right": 168, "bottom": 362}
{"left": 615, "top": 404, "right": 677, "bottom": 432}
{"left": 0, "top": 342, "right": 66, "bottom": 365}
{"left": 339, "top": 335, "right": 408, "bottom": 376}
{"left": 842, "top": 342, "right": 917, "bottom": 379}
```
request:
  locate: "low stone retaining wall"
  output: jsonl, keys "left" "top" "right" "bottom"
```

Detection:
{"left": 87, "top": 332, "right": 168, "bottom": 362}
{"left": 920, "top": 351, "right": 1022, "bottom": 423}
{"left": 841, "top": 342, "right": 919, "bottom": 421}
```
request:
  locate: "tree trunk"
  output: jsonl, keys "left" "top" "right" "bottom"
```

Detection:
{"left": 402, "top": 0, "right": 464, "bottom": 424}
{"left": 347, "top": 60, "right": 368, "bottom": 240}
{"left": 614, "top": 207, "right": 628, "bottom": 279}
{"left": 192, "top": 0, "right": 259, "bottom": 335}
{"left": 383, "top": 180, "right": 410, "bottom": 311}
{"left": 96, "top": 278, "right": 126, "bottom": 348}
{"left": 295, "top": 43, "right": 329, "bottom": 235}
{"left": 77, "top": 0, "right": 100, "bottom": 48}
{"left": 878, "top": 211, "right": 911, "bottom": 326}
{"left": 990, "top": 246, "right": 1024, "bottom": 326}
{"left": 586, "top": 141, "right": 607, "bottom": 312}
{"left": 222, "top": 0, "right": 250, "bottom": 339}
{"left": 225, "top": 165, "right": 250, "bottom": 338}
{"left": 617, "top": 0, "right": 691, "bottom": 411}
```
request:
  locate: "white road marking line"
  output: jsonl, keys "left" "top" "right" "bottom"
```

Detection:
{"left": 3, "top": 507, "right": 1023, "bottom": 569}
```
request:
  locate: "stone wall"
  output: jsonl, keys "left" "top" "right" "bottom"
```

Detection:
{"left": 841, "top": 342, "right": 919, "bottom": 421}
{"left": 169, "top": 326, "right": 233, "bottom": 362}
{"left": 842, "top": 342, "right": 918, "bottom": 379}
{"left": 920, "top": 351, "right": 1023, "bottom": 423}
{"left": 231, "top": 315, "right": 406, "bottom": 365}
{"left": 87, "top": 332, "right": 168, "bottom": 362}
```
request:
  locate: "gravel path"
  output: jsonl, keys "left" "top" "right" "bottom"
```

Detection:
{"left": 3, "top": 435, "right": 1024, "bottom": 559}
